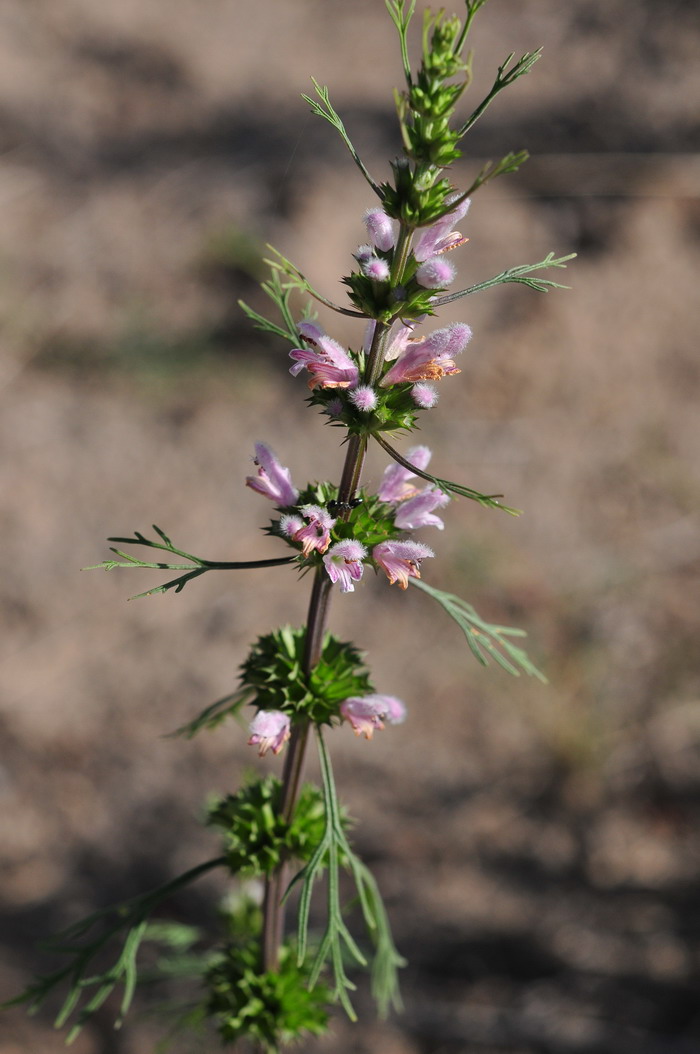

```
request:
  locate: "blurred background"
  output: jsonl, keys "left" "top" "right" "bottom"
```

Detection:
{"left": 2, "top": 1, "right": 700, "bottom": 1051}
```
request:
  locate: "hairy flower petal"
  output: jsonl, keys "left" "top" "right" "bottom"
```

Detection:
{"left": 415, "top": 256, "right": 455, "bottom": 289}
{"left": 414, "top": 195, "right": 471, "bottom": 262}
{"left": 381, "top": 323, "right": 470, "bottom": 387}
{"left": 373, "top": 539, "right": 434, "bottom": 589}
{"left": 411, "top": 383, "right": 438, "bottom": 408}
{"left": 394, "top": 487, "right": 450, "bottom": 531}
{"left": 363, "top": 207, "right": 397, "bottom": 252}
{"left": 290, "top": 323, "right": 360, "bottom": 390}
{"left": 349, "top": 385, "right": 378, "bottom": 412}
{"left": 340, "top": 693, "right": 406, "bottom": 738}
{"left": 293, "top": 504, "right": 336, "bottom": 556}
{"left": 323, "top": 539, "right": 366, "bottom": 593}
{"left": 378, "top": 445, "right": 432, "bottom": 503}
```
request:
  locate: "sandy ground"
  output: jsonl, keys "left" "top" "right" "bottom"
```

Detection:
{"left": 2, "top": 1, "right": 700, "bottom": 1051}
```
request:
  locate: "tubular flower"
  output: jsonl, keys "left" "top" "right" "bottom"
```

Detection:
{"left": 292, "top": 504, "right": 336, "bottom": 556}
{"left": 380, "top": 323, "right": 471, "bottom": 386}
{"left": 289, "top": 321, "right": 360, "bottom": 390}
{"left": 373, "top": 539, "right": 434, "bottom": 589}
{"left": 384, "top": 319, "right": 418, "bottom": 361}
{"left": 245, "top": 442, "right": 298, "bottom": 507}
{"left": 323, "top": 539, "right": 367, "bottom": 593}
{"left": 363, "top": 207, "right": 396, "bottom": 252}
{"left": 394, "top": 487, "right": 450, "bottom": 531}
{"left": 378, "top": 445, "right": 432, "bottom": 503}
{"left": 340, "top": 693, "right": 407, "bottom": 739}
{"left": 414, "top": 194, "right": 471, "bottom": 262}
{"left": 247, "top": 710, "right": 291, "bottom": 757}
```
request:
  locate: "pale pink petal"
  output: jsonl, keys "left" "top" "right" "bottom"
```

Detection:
{"left": 245, "top": 443, "right": 298, "bottom": 506}
{"left": 247, "top": 710, "right": 291, "bottom": 757}
{"left": 373, "top": 539, "right": 434, "bottom": 589}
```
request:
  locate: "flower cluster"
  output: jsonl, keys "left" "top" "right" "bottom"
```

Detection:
{"left": 342, "top": 194, "right": 471, "bottom": 320}
{"left": 238, "top": 627, "right": 408, "bottom": 757}
{"left": 282, "top": 198, "right": 473, "bottom": 438}
{"left": 246, "top": 442, "right": 448, "bottom": 595}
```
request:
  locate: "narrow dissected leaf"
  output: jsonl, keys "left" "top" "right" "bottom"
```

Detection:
{"left": 410, "top": 578, "right": 547, "bottom": 681}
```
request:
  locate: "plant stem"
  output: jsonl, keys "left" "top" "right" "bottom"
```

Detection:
{"left": 258, "top": 249, "right": 412, "bottom": 978}
{"left": 259, "top": 421, "right": 369, "bottom": 974}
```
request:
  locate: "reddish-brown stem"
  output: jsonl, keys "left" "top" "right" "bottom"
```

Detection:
{"left": 258, "top": 314, "right": 394, "bottom": 978}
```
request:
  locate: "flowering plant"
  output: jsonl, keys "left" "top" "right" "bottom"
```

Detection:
{"left": 7, "top": 1, "right": 572, "bottom": 1050}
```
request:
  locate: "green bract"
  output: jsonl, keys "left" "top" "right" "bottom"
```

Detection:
{"left": 206, "top": 941, "right": 330, "bottom": 1052}
{"left": 308, "top": 389, "right": 421, "bottom": 435}
{"left": 207, "top": 777, "right": 328, "bottom": 876}
{"left": 241, "top": 626, "right": 373, "bottom": 725}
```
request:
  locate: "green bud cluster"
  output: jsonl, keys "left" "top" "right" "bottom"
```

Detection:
{"left": 240, "top": 626, "right": 373, "bottom": 726}
{"left": 207, "top": 776, "right": 330, "bottom": 876}
{"left": 380, "top": 5, "right": 474, "bottom": 230}
{"left": 401, "top": 11, "right": 469, "bottom": 167}
{"left": 381, "top": 156, "right": 455, "bottom": 229}
{"left": 206, "top": 940, "right": 330, "bottom": 1052}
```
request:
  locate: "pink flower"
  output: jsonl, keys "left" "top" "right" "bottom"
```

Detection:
{"left": 414, "top": 195, "right": 470, "bottom": 262}
{"left": 384, "top": 319, "right": 418, "bottom": 361}
{"left": 323, "top": 539, "right": 366, "bottom": 593}
{"left": 373, "top": 539, "right": 434, "bottom": 589}
{"left": 292, "top": 504, "right": 336, "bottom": 556}
{"left": 394, "top": 487, "right": 450, "bottom": 531}
{"left": 245, "top": 442, "right": 298, "bottom": 507}
{"left": 247, "top": 710, "right": 291, "bottom": 757}
{"left": 415, "top": 256, "right": 455, "bottom": 289}
{"left": 378, "top": 445, "right": 432, "bottom": 503}
{"left": 340, "top": 693, "right": 406, "bottom": 739}
{"left": 380, "top": 695, "right": 407, "bottom": 724}
{"left": 363, "top": 207, "right": 396, "bottom": 252}
{"left": 289, "top": 322, "right": 360, "bottom": 390}
{"left": 348, "top": 385, "right": 378, "bottom": 412}
{"left": 361, "top": 256, "right": 390, "bottom": 281}
{"left": 353, "top": 244, "right": 374, "bottom": 266}
{"left": 412, "top": 383, "right": 438, "bottom": 408}
{"left": 279, "top": 513, "right": 303, "bottom": 538}
{"left": 380, "top": 323, "right": 471, "bottom": 386}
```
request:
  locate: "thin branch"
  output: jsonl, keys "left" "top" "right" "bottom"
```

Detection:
{"left": 265, "top": 246, "right": 367, "bottom": 319}
{"left": 302, "top": 79, "right": 383, "bottom": 198}
{"left": 432, "top": 251, "right": 576, "bottom": 306}
{"left": 456, "top": 48, "right": 542, "bottom": 138}
{"left": 375, "top": 434, "right": 520, "bottom": 515}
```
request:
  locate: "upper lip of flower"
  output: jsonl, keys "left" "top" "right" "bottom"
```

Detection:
{"left": 289, "top": 326, "right": 360, "bottom": 390}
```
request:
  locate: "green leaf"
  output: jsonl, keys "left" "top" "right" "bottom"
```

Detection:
{"left": 410, "top": 577, "right": 547, "bottom": 681}
{"left": 4, "top": 859, "right": 226, "bottom": 1040}
{"left": 289, "top": 730, "right": 404, "bottom": 1020}
{"left": 434, "top": 251, "right": 576, "bottom": 306}
{"left": 168, "top": 688, "right": 254, "bottom": 739}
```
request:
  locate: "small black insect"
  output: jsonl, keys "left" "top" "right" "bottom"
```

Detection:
{"left": 326, "top": 497, "right": 363, "bottom": 516}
